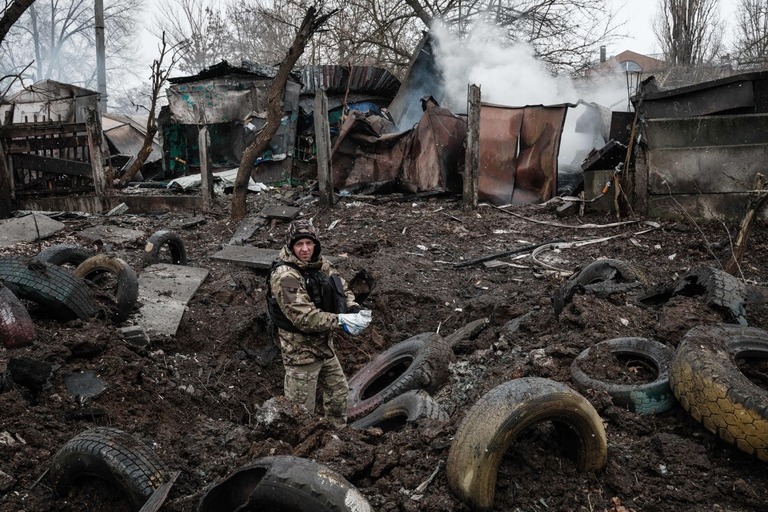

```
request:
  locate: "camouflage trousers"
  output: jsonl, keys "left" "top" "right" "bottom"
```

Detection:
{"left": 284, "top": 355, "right": 349, "bottom": 426}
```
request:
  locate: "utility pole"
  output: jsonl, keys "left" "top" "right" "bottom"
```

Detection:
{"left": 95, "top": 0, "right": 107, "bottom": 112}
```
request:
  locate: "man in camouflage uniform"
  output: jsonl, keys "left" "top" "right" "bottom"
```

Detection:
{"left": 270, "top": 219, "right": 372, "bottom": 426}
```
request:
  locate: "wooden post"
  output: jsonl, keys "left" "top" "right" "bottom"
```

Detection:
{"left": 84, "top": 106, "right": 110, "bottom": 207}
{"left": 198, "top": 126, "right": 214, "bottom": 210}
{"left": 0, "top": 140, "right": 12, "bottom": 218}
{"left": 463, "top": 84, "right": 481, "bottom": 209}
{"left": 314, "top": 90, "right": 333, "bottom": 207}
{"left": 724, "top": 173, "right": 768, "bottom": 275}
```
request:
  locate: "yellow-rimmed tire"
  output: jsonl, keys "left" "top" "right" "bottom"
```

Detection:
{"left": 670, "top": 324, "right": 768, "bottom": 461}
{"left": 447, "top": 377, "right": 607, "bottom": 511}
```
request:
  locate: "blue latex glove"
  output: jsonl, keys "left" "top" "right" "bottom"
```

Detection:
{"left": 338, "top": 310, "right": 372, "bottom": 335}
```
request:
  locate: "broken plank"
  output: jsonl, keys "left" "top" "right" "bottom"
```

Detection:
{"left": 179, "top": 216, "right": 207, "bottom": 229}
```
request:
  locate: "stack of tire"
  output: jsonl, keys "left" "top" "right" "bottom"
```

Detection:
{"left": 346, "top": 332, "right": 455, "bottom": 431}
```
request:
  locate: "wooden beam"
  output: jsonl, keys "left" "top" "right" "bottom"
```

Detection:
{"left": 463, "top": 84, "right": 481, "bottom": 209}
{"left": 84, "top": 107, "right": 110, "bottom": 204}
{"left": 314, "top": 89, "right": 333, "bottom": 207}
{"left": 11, "top": 153, "right": 92, "bottom": 176}
{"left": 0, "top": 122, "right": 86, "bottom": 138}
{"left": 198, "top": 126, "right": 213, "bottom": 210}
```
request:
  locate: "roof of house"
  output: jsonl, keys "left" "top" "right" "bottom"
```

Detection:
{"left": 587, "top": 50, "right": 668, "bottom": 77}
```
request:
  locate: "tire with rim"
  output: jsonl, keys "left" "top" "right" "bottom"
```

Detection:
{"left": 0, "top": 283, "right": 35, "bottom": 348}
{"left": 34, "top": 244, "right": 94, "bottom": 268}
{"left": 74, "top": 254, "right": 139, "bottom": 323}
{"left": 197, "top": 455, "right": 372, "bottom": 512}
{"left": 351, "top": 389, "right": 448, "bottom": 431}
{"left": 347, "top": 332, "right": 455, "bottom": 422}
{"left": 49, "top": 427, "right": 169, "bottom": 511}
{"left": 0, "top": 255, "right": 98, "bottom": 321}
{"left": 570, "top": 337, "right": 675, "bottom": 415}
{"left": 669, "top": 323, "right": 768, "bottom": 461}
{"left": 447, "top": 377, "right": 607, "bottom": 511}
{"left": 142, "top": 230, "right": 187, "bottom": 267}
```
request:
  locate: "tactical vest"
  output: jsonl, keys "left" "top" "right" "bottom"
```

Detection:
{"left": 266, "top": 261, "right": 348, "bottom": 333}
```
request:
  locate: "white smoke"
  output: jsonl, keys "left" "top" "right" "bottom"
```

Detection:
{"left": 430, "top": 20, "right": 633, "bottom": 178}
{"left": 432, "top": 21, "right": 579, "bottom": 110}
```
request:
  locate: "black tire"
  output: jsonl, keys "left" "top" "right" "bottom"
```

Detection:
{"left": 0, "top": 284, "right": 35, "bottom": 349}
{"left": 0, "top": 255, "right": 99, "bottom": 321}
{"left": 447, "top": 377, "right": 607, "bottom": 511}
{"left": 350, "top": 389, "right": 448, "bottom": 431}
{"left": 669, "top": 324, "right": 768, "bottom": 461}
{"left": 34, "top": 244, "right": 94, "bottom": 268}
{"left": 347, "top": 332, "right": 455, "bottom": 421}
{"left": 197, "top": 455, "right": 373, "bottom": 512}
{"left": 142, "top": 230, "right": 187, "bottom": 267}
{"left": 570, "top": 337, "right": 675, "bottom": 415}
{"left": 553, "top": 258, "right": 646, "bottom": 318}
{"left": 49, "top": 427, "right": 169, "bottom": 511}
{"left": 74, "top": 254, "right": 139, "bottom": 324}
{"left": 639, "top": 267, "right": 748, "bottom": 325}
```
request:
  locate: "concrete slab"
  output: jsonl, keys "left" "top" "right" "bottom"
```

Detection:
{"left": 0, "top": 214, "right": 66, "bottom": 248}
{"left": 137, "top": 263, "right": 209, "bottom": 337}
{"left": 210, "top": 245, "right": 278, "bottom": 270}
{"left": 77, "top": 225, "right": 146, "bottom": 245}
{"left": 228, "top": 215, "right": 268, "bottom": 246}
{"left": 260, "top": 205, "right": 299, "bottom": 220}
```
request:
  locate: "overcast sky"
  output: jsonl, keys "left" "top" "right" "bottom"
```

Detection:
{"left": 132, "top": 0, "right": 740, "bottom": 84}
{"left": 607, "top": 0, "right": 738, "bottom": 57}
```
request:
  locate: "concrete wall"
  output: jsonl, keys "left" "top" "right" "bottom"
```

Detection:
{"left": 636, "top": 113, "right": 768, "bottom": 221}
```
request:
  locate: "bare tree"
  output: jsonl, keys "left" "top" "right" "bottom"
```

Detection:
{"left": 230, "top": 5, "right": 336, "bottom": 221}
{"left": 153, "top": 0, "right": 229, "bottom": 75}
{"left": 0, "top": 0, "right": 144, "bottom": 92}
{"left": 0, "top": 0, "right": 35, "bottom": 45}
{"left": 117, "top": 34, "right": 186, "bottom": 187}
{"left": 652, "top": 0, "right": 724, "bottom": 65}
{"left": 733, "top": 0, "right": 768, "bottom": 66}
{"left": 404, "top": 0, "right": 622, "bottom": 75}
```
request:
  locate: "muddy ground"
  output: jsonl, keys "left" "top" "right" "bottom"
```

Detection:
{"left": 1, "top": 184, "right": 767, "bottom": 512}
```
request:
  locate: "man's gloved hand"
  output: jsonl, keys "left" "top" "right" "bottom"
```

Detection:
{"left": 338, "top": 310, "right": 372, "bottom": 335}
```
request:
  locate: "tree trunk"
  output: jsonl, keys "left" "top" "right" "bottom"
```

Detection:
{"left": 0, "top": 0, "right": 35, "bottom": 45}
{"left": 118, "top": 127, "right": 158, "bottom": 187}
{"left": 230, "top": 6, "right": 335, "bottom": 221}
{"left": 0, "top": 141, "right": 13, "bottom": 218}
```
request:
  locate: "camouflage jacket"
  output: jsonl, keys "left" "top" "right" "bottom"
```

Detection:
{"left": 269, "top": 246, "right": 359, "bottom": 366}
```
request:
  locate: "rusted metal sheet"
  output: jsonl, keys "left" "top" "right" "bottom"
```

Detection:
{"left": 478, "top": 104, "right": 567, "bottom": 204}
{"left": 402, "top": 102, "right": 466, "bottom": 192}
{"left": 331, "top": 103, "right": 466, "bottom": 193}
{"left": 331, "top": 111, "right": 408, "bottom": 189}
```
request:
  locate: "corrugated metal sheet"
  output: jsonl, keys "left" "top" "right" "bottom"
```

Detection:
{"left": 300, "top": 65, "right": 400, "bottom": 98}
{"left": 477, "top": 104, "right": 567, "bottom": 204}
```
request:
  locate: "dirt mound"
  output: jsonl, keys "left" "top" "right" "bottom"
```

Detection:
{"left": 1, "top": 188, "right": 767, "bottom": 511}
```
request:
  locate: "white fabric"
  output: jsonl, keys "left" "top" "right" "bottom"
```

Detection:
{"left": 338, "top": 310, "right": 372, "bottom": 335}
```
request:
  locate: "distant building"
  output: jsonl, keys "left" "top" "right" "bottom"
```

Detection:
{"left": 586, "top": 48, "right": 668, "bottom": 78}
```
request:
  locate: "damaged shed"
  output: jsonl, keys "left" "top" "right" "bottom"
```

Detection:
{"left": 160, "top": 60, "right": 302, "bottom": 183}
{"left": 631, "top": 71, "right": 768, "bottom": 221}
{"left": 0, "top": 80, "right": 110, "bottom": 208}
